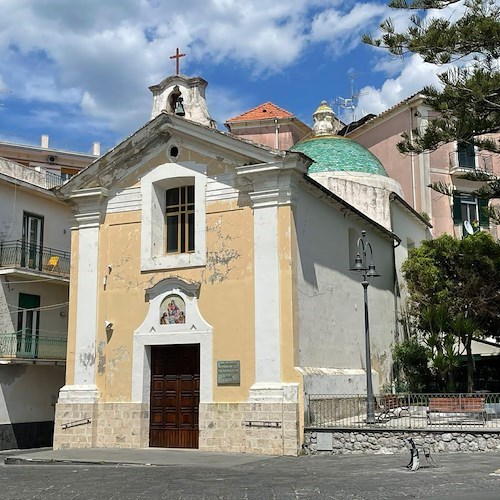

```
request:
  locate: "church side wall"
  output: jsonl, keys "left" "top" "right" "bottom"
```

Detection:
{"left": 294, "top": 187, "right": 396, "bottom": 394}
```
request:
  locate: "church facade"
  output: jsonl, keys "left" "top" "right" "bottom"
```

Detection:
{"left": 52, "top": 74, "right": 429, "bottom": 455}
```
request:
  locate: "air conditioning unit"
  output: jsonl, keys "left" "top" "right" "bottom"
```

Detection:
{"left": 47, "top": 155, "right": 57, "bottom": 164}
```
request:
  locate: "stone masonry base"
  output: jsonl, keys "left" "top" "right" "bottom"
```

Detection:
{"left": 199, "top": 402, "right": 299, "bottom": 456}
{"left": 54, "top": 401, "right": 300, "bottom": 455}
{"left": 304, "top": 429, "right": 500, "bottom": 455}
{"left": 53, "top": 402, "right": 149, "bottom": 449}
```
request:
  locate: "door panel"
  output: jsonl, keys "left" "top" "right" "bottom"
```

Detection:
{"left": 22, "top": 213, "right": 44, "bottom": 270}
{"left": 17, "top": 293, "right": 40, "bottom": 358}
{"left": 149, "top": 344, "right": 200, "bottom": 448}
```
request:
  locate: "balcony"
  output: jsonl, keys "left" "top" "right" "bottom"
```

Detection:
{"left": 0, "top": 332, "right": 67, "bottom": 363}
{"left": 0, "top": 240, "right": 70, "bottom": 282}
{"left": 449, "top": 151, "right": 493, "bottom": 176}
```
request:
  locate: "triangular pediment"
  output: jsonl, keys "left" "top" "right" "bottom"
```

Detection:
{"left": 56, "top": 113, "right": 302, "bottom": 197}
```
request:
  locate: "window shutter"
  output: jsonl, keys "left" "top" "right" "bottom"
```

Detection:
{"left": 478, "top": 198, "right": 489, "bottom": 227}
{"left": 452, "top": 195, "right": 462, "bottom": 225}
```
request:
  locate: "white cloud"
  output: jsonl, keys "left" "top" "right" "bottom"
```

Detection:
{"left": 0, "top": 0, "right": 330, "bottom": 137}
{"left": 355, "top": 54, "right": 450, "bottom": 117}
{"left": 354, "top": 0, "right": 470, "bottom": 119}
{"left": 311, "top": 2, "right": 388, "bottom": 48}
{"left": 0, "top": 0, "right": 465, "bottom": 144}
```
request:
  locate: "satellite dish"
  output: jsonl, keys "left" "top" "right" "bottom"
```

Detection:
{"left": 464, "top": 220, "right": 474, "bottom": 235}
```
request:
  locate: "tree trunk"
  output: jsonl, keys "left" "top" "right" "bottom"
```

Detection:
{"left": 466, "top": 337, "right": 474, "bottom": 393}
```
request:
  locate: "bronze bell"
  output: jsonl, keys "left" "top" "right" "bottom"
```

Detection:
{"left": 174, "top": 97, "right": 185, "bottom": 116}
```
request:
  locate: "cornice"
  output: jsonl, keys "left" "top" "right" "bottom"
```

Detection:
{"left": 70, "top": 187, "right": 108, "bottom": 228}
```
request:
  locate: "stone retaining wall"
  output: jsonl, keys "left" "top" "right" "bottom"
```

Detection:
{"left": 304, "top": 429, "right": 500, "bottom": 455}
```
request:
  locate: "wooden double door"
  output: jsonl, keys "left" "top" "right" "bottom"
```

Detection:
{"left": 149, "top": 344, "right": 200, "bottom": 448}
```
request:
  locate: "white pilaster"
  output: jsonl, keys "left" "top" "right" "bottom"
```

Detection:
{"left": 59, "top": 188, "right": 107, "bottom": 403}
{"left": 238, "top": 158, "right": 307, "bottom": 401}
{"left": 252, "top": 190, "right": 281, "bottom": 386}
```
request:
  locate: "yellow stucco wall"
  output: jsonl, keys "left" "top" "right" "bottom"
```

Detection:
{"left": 89, "top": 198, "right": 256, "bottom": 403}
{"left": 65, "top": 227, "right": 79, "bottom": 386}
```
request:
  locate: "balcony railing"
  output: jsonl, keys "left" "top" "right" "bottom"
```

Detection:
{"left": 0, "top": 332, "right": 67, "bottom": 360}
{"left": 0, "top": 240, "right": 70, "bottom": 278}
{"left": 449, "top": 151, "right": 493, "bottom": 174}
{"left": 307, "top": 393, "right": 500, "bottom": 431}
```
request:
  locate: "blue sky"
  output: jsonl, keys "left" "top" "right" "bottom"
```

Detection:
{"left": 0, "top": 0, "right": 462, "bottom": 155}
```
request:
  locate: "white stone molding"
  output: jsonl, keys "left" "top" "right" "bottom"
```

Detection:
{"left": 140, "top": 160, "right": 207, "bottom": 271}
{"left": 132, "top": 288, "right": 213, "bottom": 404}
{"left": 61, "top": 188, "right": 107, "bottom": 403}
{"left": 106, "top": 187, "right": 141, "bottom": 214}
{"left": 57, "top": 384, "right": 99, "bottom": 403}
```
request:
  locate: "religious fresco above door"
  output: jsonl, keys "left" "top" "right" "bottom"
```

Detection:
{"left": 160, "top": 295, "right": 186, "bottom": 325}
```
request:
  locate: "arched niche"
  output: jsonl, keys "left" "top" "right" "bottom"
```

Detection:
{"left": 167, "top": 86, "right": 182, "bottom": 114}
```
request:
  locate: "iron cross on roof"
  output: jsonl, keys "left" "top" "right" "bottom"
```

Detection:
{"left": 170, "top": 48, "right": 186, "bottom": 75}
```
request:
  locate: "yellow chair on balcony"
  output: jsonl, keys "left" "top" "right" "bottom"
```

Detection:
{"left": 46, "top": 255, "right": 60, "bottom": 272}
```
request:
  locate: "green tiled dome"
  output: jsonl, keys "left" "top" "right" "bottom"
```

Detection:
{"left": 291, "top": 135, "right": 388, "bottom": 177}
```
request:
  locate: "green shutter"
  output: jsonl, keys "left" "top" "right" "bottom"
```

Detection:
{"left": 478, "top": 198, "right": 489, "bottom": 227}
{"left": 452, "top": 195, "right": 462, "bottom": 225}
{"left": 18, "top": 293, "right": 40, "bottom": 309}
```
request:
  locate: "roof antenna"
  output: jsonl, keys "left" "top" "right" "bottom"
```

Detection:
{"left": 336, "top": 71, "right": 369, "bottom": 124}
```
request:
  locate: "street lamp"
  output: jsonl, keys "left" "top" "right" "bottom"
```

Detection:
{"left": 350, "top": 230, "right": 380, "bottom": 424}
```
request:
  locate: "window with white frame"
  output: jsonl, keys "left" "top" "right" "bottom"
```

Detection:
{"left": 140, "top": 158, "right": 206, "bottom": 271}
{"left": 452, "top": 194, "right": 489, "bottom": 231}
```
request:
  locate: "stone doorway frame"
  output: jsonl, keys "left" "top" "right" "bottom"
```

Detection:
{"left": 132, "top": 279, "right": 213, "bottom": 447}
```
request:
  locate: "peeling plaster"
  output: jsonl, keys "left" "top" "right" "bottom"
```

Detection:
{"left": 105, "top": 346, "right": 130, "bottom": 388}
{"left": 204, "top": 217, "right": 241, "bottom": 284}
{"left": 97, "top": 341, "right": 106, "bottom": 374}
{"left": 79, "top": 351, "right": 95, "bottom": 369}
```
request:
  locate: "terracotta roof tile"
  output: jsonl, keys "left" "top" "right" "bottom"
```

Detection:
{"left": 227, "top": 102, "right": 294, "bottom": 122}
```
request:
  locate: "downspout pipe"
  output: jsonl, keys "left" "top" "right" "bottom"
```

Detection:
{"left": 274, "top": 117, "right": 280, "bottom": 149}
{"left": 389, "top": 198, "right": 401, "bottom": 390}
{"left": 409, "top": 107, "right": 417, "bottom": 209}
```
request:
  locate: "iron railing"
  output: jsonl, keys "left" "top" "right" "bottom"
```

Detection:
{"left": 44, "top": 170, "right": 65, "bottom": 189}
{"left": 306, "top": 393, "right": 500, "bottom": 430}
{"left": 0, "top": 240, "right": 70, "bottom": 277}
{"left": 0, "top": 332, "right": 67, "bottom": 360}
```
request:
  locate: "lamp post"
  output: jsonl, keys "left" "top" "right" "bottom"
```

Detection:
{"left": 350, "top": 230, "right": 380, "bottom": 424}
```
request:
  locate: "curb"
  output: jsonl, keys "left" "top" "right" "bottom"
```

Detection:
{"left": 3, "top": 456, "right": 154, "bottom": 466}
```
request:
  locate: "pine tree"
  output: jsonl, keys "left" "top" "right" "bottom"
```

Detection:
{"left": 364, "top": 0, "right": 500, "bottom": 218}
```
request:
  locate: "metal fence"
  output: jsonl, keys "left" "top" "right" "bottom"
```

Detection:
{"left": 0, "top": 240, "right": 70, "bottom": 277}
{"left": 306, "top": 393, "right": 500, "bottom": 431}
{"left": 0, "top": 332, "right": 67, "bottom": 360}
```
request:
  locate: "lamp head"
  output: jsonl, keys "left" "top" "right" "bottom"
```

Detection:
{"left": 367, "top": 263, "right": 380, "bottom": 278}
{"left": 350, "top": 253, "right": 366, "bottom": 272}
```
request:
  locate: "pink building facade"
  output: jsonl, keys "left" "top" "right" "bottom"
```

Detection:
{"left": 345, "top": 95, "right": 499, "bottom": 239}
